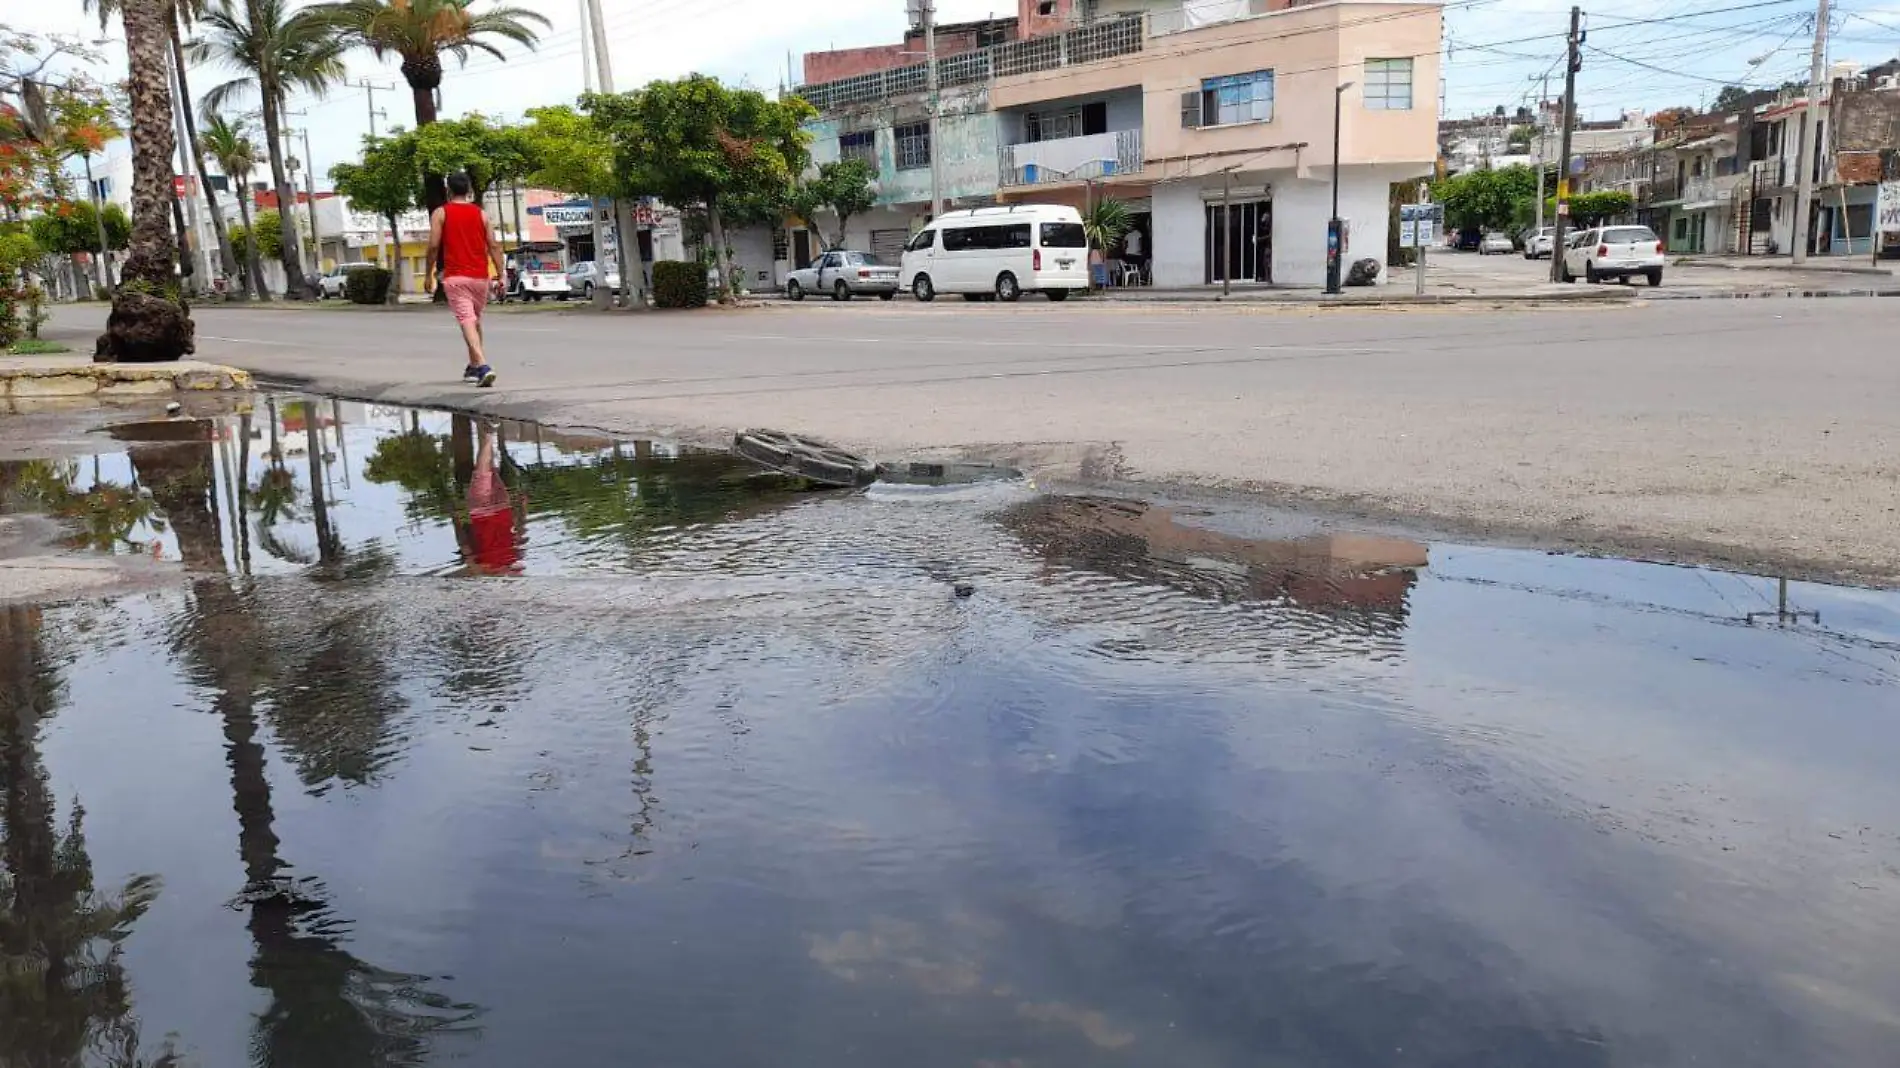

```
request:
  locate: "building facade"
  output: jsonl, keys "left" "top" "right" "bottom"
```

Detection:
{"left": 791, "top": 0, "right": 1442, "bottom": 287}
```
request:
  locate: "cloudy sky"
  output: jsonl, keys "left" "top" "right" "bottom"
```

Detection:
{"left": 15, "top": 0, "right": 1900, "bottom": 185}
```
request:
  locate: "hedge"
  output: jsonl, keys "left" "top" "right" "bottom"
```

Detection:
{"left": 652, "top": 260, "right": 707, "bottom": 309}
{"left": 344, "top": 265, "right": 393, "bottom": 305}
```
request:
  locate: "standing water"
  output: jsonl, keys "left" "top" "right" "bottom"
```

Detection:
{"left": 1, "top": 398, "right": 1896, "bottom": 1066}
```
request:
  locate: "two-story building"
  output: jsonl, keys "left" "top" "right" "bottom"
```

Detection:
{"left": 790, "top": 0, "right": 1442, "bottom": 287}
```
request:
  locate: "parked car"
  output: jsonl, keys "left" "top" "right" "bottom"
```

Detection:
{"left": 1453, "top": 228, "right": 1483, "bottom": 251}
{"left": 565, "top": 260, "right": 620, "bottom": 299}
{"left": 1523, "top": 226, "right": 1556, "bottom": 259}
{"left": 507, "top": 242, "right": 568, "bottom": 301}
{"left": 785, "top": 250, "right": 899, "bottom": 301}
{"left": 1561, "top": 225, "right": 1665, "bottom": 286}
{"left": 316, "top": 262, "right": 382, "bottom": 299}
{"left": 898, "top": 204, "right": 1090, "bottom": 302}
{"left": 1479, "top": 231, "right": 1514, "bottom": 255}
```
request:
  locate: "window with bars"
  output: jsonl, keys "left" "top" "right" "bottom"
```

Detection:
{"left": 894, "top": 122, "right": 931, "bottom": 170}
{"left": 1363, "top": 58, "right": 1413, "bottom": 110}
{"left": 840, "top": 130, "right": 876, "bottom": 166}
{"left": 1026, "top": 107, "right": 1082, "bottom": 142}
{"left": 1189, "top": 71, "right": 1273, "bottom": 128}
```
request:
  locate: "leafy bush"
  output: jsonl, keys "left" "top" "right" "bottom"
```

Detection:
{"left": 653, "top": 260, "right": 707, "bottom": 309}
{"left": 251, "top": 210, "right": 286, "bottom": 260}
{"left": 343, "top": 265, "right": 392, "bottom": 305}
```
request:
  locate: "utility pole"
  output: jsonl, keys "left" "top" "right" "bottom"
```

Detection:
{"left": 578, "top": 0, "right": 594, "bottom": 97}
{"left": 1550, "top": 6, "right": 1581, "bottom": 283}
{"left": 922, "top": 0, "right": 944, "bottom": 218}
{"left": 585, "top": 0, "right": 645, "bottom": 309}
{"left": 1533, "top": 71, "right": 1551, "bottom": 233}
{"left": 1792, "top": 0, "right": 1830, "bottom": 264}
{"left": 168, "top": 52, "right": 211, "bottom": 293}
{"left": 84, "top": 153, "right": 111, "bottom": 295}
{"left": 301, "top": 125, "right": 321, "bottom": 275}
{"left": 1416, "top": 180, "right": 1429, "bottom": 296}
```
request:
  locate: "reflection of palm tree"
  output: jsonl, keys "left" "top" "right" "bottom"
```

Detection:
{"left": 142, "top": 427, "right": 479, "bottom": 1061}
{"left": 4, "top": 459, "right": 168, "bottom": 555}
{"left": 0, "top": 606, "right": 167, "bottom": 1066}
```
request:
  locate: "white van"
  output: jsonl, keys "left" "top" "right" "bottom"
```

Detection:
{"left": 899, "top": 205, "right": 1090, "bottom": 302}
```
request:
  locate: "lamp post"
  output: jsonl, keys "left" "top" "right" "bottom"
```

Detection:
{"left": 1325, "top": 80, "right": 1354, "bottom": 295}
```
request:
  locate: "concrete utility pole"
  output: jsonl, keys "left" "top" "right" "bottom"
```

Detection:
{"left": 923, "top": 0, "right": 944, "bottom": 218}
{"left": 584, "top": 0, "right": 646, "bottom": 309}
{"left": 84, "top": 153, "right": 111, "bottom": 295}
{"left": 1792, "top": 0, "right": 1830, "bottom": 264}
{"left": 168, "top": 52, "right": 211, "bottom": 293}
{"left": 1550, "top": 6, "right": 1581, "bottom": 283}
{"left": 1533, "top": 71, "right": 1551, "bottom": 233}
{"left": 301, "top": 125, "right": 321, "bottom": 274}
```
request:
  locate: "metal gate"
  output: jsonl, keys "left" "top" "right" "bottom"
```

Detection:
{"left": 871, "top": 228, "right": 909, "bottom": 266}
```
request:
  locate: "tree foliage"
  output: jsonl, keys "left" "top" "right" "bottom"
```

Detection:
{"left": 409, "top": 114, "right": 534, "bottom": 199}
{"left": 520, "top": 104, "right": 614, "bottom": 197}
{"left": 329, "top": 133, "right": 418, "bottom": 220}
{"left": 1711, "top": 85, "right": 1752, "bottom": 112}
{"left": 1432, "top": 164, "right": 1540, "bottom": 232}
{"left": 1566, "top": 190, "right": 1635, "bottom": 225}
{"left": 28, "top": 199, "right": 129, "bottom": 253}
{"left": 587, "top": 76, "right": 814, "bottom": 301}
{"left": 250, "top": 208, "right": 286, "bottom": 260}
{"left": 788, "top": 158, "right": 875, "bottom": 251}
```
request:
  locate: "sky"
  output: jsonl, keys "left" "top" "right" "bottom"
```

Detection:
{"left": 15, "top": 0, "right": 1900, "bottom": 187}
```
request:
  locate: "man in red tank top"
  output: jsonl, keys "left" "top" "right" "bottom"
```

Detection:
{"left": 427, "top": 172, "right": 505, "bottom": 387}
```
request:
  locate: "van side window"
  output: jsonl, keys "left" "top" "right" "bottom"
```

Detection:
{"left": 941, "top": 227, "right": 970, "bottom": 252}
{"left": 1002, "top": 223, "right": 1031, "bottom": 248}
{"left": 906, "top": 229, "right": 936, "bottom": 252}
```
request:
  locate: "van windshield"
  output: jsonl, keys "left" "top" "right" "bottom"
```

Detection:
{"left": 1040, "top": 222, "right": 1087, "bottom": 248}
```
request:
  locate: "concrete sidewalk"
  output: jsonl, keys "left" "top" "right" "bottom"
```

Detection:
{"left": 1671, "top": 254, "right": 1895, "bottom": 276}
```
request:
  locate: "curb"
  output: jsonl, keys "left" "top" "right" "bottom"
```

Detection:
{"left": 0, "top": 359, "right": 252, "bottom": 400}
{"left": 1672, "top": 260, "right": 1894, "bottom": 277}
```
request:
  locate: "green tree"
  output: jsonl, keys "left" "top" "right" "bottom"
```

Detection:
{"left": 199, "top": 110, "right": 267, "bottom": 298}
{"left": 520, "top": 104, "right": 614, "bottom": 197}
{"left": 589, "top": 76, "right": 815, "bottom": 303}
{"left": 190, "top": 0, "right": 346, "bottom": 300}
{"left": 310, "top": 0, "right": 547, "bottom": 213}
{"left": 250, "top": 207, "right": 286, "bottom": 260}
{"left": 1566, "top": 190, "right": 1635, "bottom": 226}
{"left": 330, "top": 133, "right": 418, "bottom": 300}
{"left": 788, "top": 157, "right": 875, "bottom": 252}
{"left": 408, "top": 114, "right": 532, "bottom": 201}
{"left": 1432, "top": 164, "right": 1539, "bottom": 233}
{"left": 28, "top": 200, "right": 129, "bottom": 254}
{"left": 1711, "top": 85, "right": 1752, "bottom": 112}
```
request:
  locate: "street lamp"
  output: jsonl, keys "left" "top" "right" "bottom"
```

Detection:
{"left": 1325, "top": 80, "right": 1355, "bottom": 295}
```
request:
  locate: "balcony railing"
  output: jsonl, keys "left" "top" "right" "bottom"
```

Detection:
{"left": 999, "top": 129, "right": 1143, "bottom": 186}
{"left": 795, "top": 15, "right": 1143, "bottom": 114}
{"left": 1680, "top": 173, "right": 1746, "bottom": 205}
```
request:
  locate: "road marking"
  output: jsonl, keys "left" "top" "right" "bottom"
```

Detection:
{"left": 198, "top": 334, "right": 309, "bottom": 347}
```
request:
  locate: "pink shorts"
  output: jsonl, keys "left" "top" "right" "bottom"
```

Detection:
{"left": 442, "top": 275, "right": 490, "bottom": 324}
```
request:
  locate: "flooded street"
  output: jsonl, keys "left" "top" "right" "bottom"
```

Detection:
{"left": 3, "top": 399, "right": 1898, "bottom": 1066}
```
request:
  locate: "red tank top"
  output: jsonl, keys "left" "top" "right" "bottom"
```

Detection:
{"left": 440, "top": 201, "right": 490, "bottom": 279}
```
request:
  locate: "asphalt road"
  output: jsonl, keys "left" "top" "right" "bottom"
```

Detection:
{"left": 48, "top": 295, "right": 1900, "bottom": 583}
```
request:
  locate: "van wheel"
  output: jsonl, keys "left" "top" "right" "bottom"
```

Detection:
{"left": 911, "top": 274, "right": 935, "bottom": 302}
{"left": 787, "top": 279, "right": 804, "bottom": 301}
{"left": 1045, "top": 289, "right": 1070, "bottom": 302}
{"left": 995, "top": 272, "right": 1021, "bottom": 302}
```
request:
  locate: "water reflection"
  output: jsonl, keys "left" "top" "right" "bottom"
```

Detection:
{"left": 2, "top": 400, "right": 1896, "bottom": 1065}
{"left": 0, "top": 604, "right": 168, "bottom": 1066}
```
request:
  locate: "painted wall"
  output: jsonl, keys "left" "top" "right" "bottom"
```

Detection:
{"left": 991, "top": 1, "right": 1440, "bottom": 184}
{"left": 807, "top": 92, "right": 1002, "bottom": 208}
{"left": 1151, "top": 165, "right": 1396, "bottom": 286}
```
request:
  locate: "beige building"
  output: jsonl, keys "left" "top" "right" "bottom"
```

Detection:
{"left": 795, "top": 0, "right": 1442, "bottom": 287}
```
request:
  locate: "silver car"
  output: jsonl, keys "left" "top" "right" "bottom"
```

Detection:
{"left": 565, "top": 261, "right": 621, "bottom": 299}
{"left": 316, "top": 262, "right": 381, "bottom": 298}
{"left": 784, "top": 250, "right": 899, "bottom": 301}
{"left": 1479, "top": 232, "right": 1514, "bottom": 256}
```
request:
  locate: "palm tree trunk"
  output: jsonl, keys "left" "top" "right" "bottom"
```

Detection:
{"left": 98, "top": 0, "right": 194, "bottom": 363}
{"left": 234, "top": 181, "right": 269, "bottom": 300}
{"left": 708, "top": 197, "right": 735, "bottom": 304}
{"left": 409, "top": 77, "right": 445, "bottom": 213}
{"left": 385, "top": 210, "right": 404, "bottom": 302}
{"left": 258, "top": 90, "right": 310, "bottom": 300}
{"left": 170, "top": 20, "right": 239, "bottom": 298}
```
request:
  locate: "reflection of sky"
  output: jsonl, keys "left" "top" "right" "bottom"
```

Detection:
{"left": 17, "top": 404, "right": 1900, "bottom": 1066}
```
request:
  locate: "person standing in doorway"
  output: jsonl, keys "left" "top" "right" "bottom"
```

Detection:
{"left": 1122, "top": 226, "right": 1145, "bottom": 283}
{"left": 428, "top": 172, "right": 505, "bottom": 387}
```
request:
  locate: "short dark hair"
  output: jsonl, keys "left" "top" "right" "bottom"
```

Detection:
{"left": 446, "top": 171, "right": 472, "bottom": 197}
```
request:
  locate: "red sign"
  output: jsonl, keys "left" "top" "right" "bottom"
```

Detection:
{"left": 172, "top": 175, "right": 198, "bottom": 197}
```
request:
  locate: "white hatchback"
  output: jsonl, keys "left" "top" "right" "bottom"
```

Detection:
{"left": 1561, "top": 225, "right": 1665, "bottom": 286}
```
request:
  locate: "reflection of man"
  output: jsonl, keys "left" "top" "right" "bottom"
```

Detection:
{"left": 461, "top": 423, "right": 523, "bottom": 573}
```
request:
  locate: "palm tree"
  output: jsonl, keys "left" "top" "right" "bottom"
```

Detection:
{"left": 311, "top": 0, "right": 546, "bottom": 213}
{"left": 189, "top": 0, "right": 344, "bottom": 300}
{"left": 97, "top": 0, "right": 195, "bottom": 362}
{"left": 200, "top": 111, "right": 269, "bottom": 298}
{"left": 86, "top": 0, "right": 245, "bottom": 299}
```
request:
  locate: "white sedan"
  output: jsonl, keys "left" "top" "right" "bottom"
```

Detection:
{"left": 1479, "top": 232, "right": 1514, "bottom": 255}
{"left": 785, "top": 250, "right": 899, "bottom": 301}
